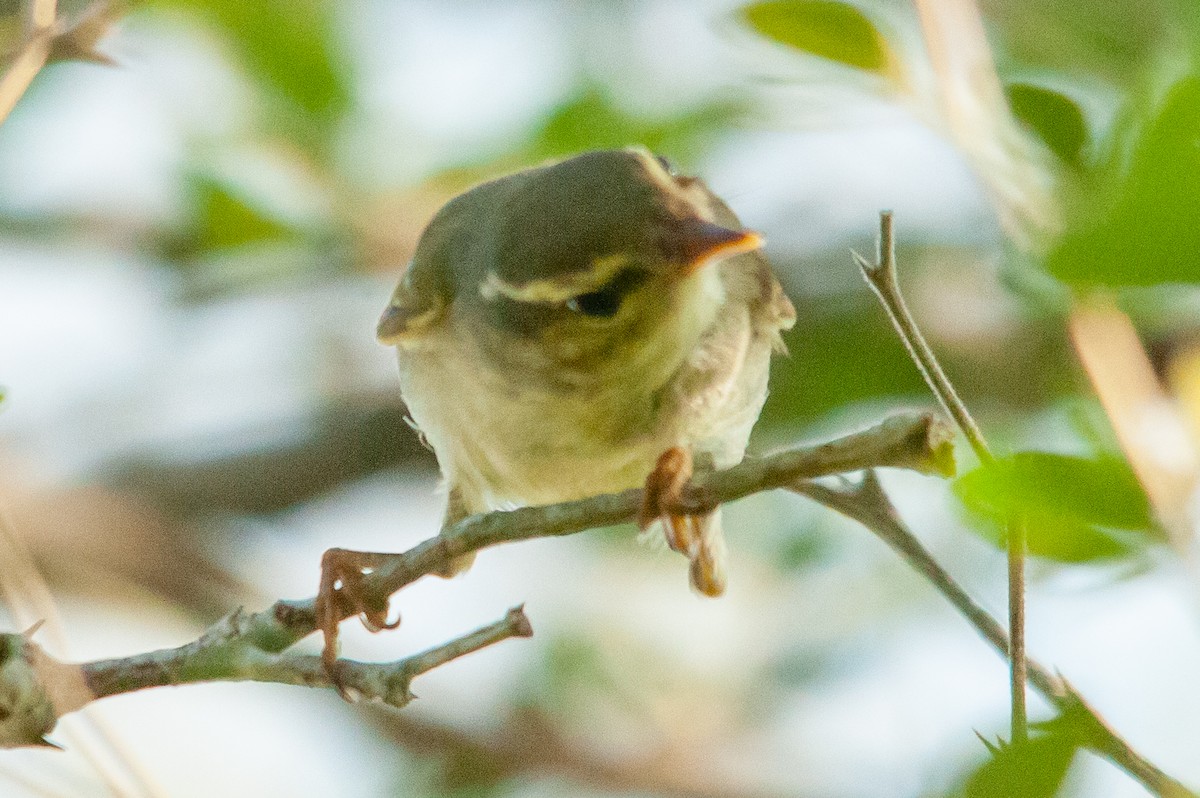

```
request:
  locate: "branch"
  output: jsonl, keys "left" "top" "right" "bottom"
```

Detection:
{"left": 0, "top": 412, "right": 951, "bottom": 742}
{"left": 0, "top": 0, "right": 119, "bottom": 127}
{"left": 370, "top": 710, "right": 800, "bottom": 798}
{"left": 855, "top": 210, "right": 1029, "bottom": 743}
{"left": 794, "top": 474, "right": 1195, "bottom": 798}
{"left": 0, "top": 607, "right": 532, "bottom": 747}
{"left": 0, "top": 0, "right": 57, "bottom": 125}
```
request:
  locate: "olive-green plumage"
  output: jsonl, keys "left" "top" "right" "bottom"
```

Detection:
{"left": 379, "top": 148, "right": 795, "bottom": 588}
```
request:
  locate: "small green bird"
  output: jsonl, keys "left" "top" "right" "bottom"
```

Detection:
{"left": 375, "top": 146, "right": 795, "bottom": 592}
{"left": 318, "top": 148, "right": 794, "bottom": 667}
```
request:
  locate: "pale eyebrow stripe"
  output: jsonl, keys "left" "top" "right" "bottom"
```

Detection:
{"left": 480, "top": 253, "right": 630, "bottom": 303}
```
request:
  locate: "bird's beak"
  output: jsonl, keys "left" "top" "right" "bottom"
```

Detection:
{"left": 671, "top": 218, "right": 764, "bottom": 276}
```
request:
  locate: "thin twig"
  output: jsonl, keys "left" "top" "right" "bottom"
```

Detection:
{"left": 793, "top": 474, "right": 1194, "bottom": 798}
{"left": 0, "top": 0, "right": 119, "bottom": 127}
{"left": 0, "top": 606, "right": 531, "bottom": 748}
{"left": 853, "top": 214, "right": 989, "bottom": 462}
{"left": 82, "top": 605, "right": 532, "bottom": 707}
{"left": 855, "top": 210, "right": 1029, "bottom": 742}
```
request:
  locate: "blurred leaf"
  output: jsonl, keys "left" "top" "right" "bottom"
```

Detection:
{"left": 959, "top": 733, "right": 1077, "bottom": 798}
{"left": 1047, "top": 76, "right": 1200, "bottom": 285}
{"left": 740, "top": 0, "right": 887, "bottom": 72}
{"left": 984, "top": 0, "right": 1168, "bottom": 86}
{"left": 528, "top": 86, "right": 744, "bottom": 164}
{"left": 955, "top": 452, "right": 1155, "bottom": 562}
{"left": 188, "top": 176, "right": 294, "bottom": 254}
{"left": 776, "top": 526, "right": 831, "bottom": 569}
{"left": 147, "top": 0, "right": 348, "bottom": 148}
{"left": 1005, "top": 83, "right": 1087, "bottom": 167}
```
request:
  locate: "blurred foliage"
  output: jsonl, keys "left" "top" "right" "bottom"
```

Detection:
{"left": 982, "top": 0, "right": 1175, "bottom": 85}
{"left": 144, "top": 0, "right": 349, "bottom": 153}
{"left": 955, "top": 452, "right": 1157, "bottom": 562}
{"left": 181, "top": 173, "right": 297, "bottom": 255}
{"left": 523, "top": 86, "right": 747, "bottom": 166}
{"left": 1048, "top": 76, "right": 1200, "bottom": 286}
{"left": 740, "top": 0, "right": 889, "bottom": 72}
{"left": 1003, "top": 83, "right": 1087, "bottom": 168}
{"left": 765, "top": 295, "right": 929, "bottom": 424}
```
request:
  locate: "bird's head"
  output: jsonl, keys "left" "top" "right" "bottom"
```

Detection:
{"left": 378, "top": 148, "right": 764, "bottom": 386}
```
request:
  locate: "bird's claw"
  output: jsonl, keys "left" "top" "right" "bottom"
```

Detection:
{"left": 315, "top": 547, "right": 402, "bottom": 699}
{"left": 640, "top": 447, "right": 726, "bottom": 597}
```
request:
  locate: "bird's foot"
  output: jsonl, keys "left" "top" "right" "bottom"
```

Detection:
{"left": 639, "top": 446, "right": 697, "bottom": 554}
{"left": 639, "top": 447, "right": 726, "bottom": 597}
{"left": 314, "top": 547, "right": 402, "bottom": 699}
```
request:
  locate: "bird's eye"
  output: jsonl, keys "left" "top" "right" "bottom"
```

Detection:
{"left": 564, "top": 267, "right": 648, "bottom": 318}
{"left": 654, "top": 154, "right": 677, "bottom": 176}
{"left": 566, "top": 287, "right": 623, "bottom": 317}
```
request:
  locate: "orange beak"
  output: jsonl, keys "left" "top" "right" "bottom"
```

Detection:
{"left": 670, "top": 218, "right": 764, "bottom": 276}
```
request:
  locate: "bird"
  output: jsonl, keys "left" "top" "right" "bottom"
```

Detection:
{"left": 317, "top": 147, "right": 794, "bottom": 676}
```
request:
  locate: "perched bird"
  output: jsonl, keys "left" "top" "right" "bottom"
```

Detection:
{"left": 318, "top": 148, "right": 794, "bottom": 673}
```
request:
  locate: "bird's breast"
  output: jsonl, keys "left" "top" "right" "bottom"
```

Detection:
{"left": 396, "top": 333, "right": 672, "bottom": 511}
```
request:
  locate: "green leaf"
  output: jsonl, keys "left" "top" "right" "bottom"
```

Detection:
{"left": 954, "top": 452, "right": 1156, "bottom": 563}
{"left": 961, "top": 733, "right": 1077, "bottom": 798}
{"left": 527, "top": 86, "right": 745, "bottom": 164}
{"left": 146, "top": 0, "right": 348, "bottom": 150}
{"left": 1005, "top": 83, "right": 1088, "bottom": 166}
{"left": 189, "top": 177, "right": 294, "bottom": 254}
{"left": 1047, "top": 76, "right": 1200, "bottom": 285}
{"left": 741, "top": 0, "right": 887, "bottom": 73}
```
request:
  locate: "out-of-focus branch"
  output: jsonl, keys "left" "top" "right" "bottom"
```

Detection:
{"left": 0, "top": 0, "right": 57, "bottom": 124}
{"left": 0, "top": 412, "right": 952, "bottom": 745}
{"left": 0, "top": 1, "right": 119, "bottom": 126}
{"left": 794, "top": 474, "right": 1196, "bottom": 798}
{"left": 105, "top": 401, "right": 435, "bottom": 520}
{"left": 371, "top": 709, "right": 798, "bottom": 798}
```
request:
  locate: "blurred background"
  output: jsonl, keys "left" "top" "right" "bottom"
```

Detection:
{"left": 0, "top": 0, "right": 1198, "bottom": 795}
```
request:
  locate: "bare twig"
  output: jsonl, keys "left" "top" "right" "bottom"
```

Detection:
{"left": 794, "top": 474, "right": 1194, "bottom": 798}
{"left": 346, "top": 411, "right": 955, "bottom": 628}
{"left": 0, "top": 1, "right": 57, "bottom": 126}
{"left": 0, "top": 606, "right": 531, "bottom": 749}
{"left": 855, "top": 210, "right": 1029, "bottom": 743}
{"left": 0, "top": 0, "right": 119, "bottom": 127}
{"left": 83, "top": 605, "right": 532, "bottom": 707}
{"left": 853, "top": 214, "right": 988, "bottom": 462}
{"left": 372, "top": 710, "right": 799, "bottom": 798}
